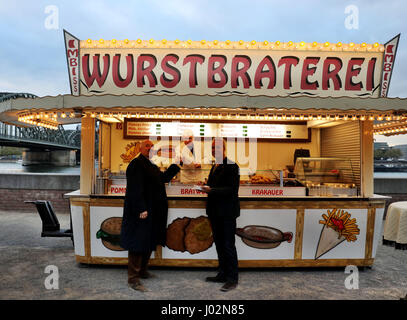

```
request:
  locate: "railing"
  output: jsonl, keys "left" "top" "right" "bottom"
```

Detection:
{"left": 0, "top": 122, "right": 81, "bottom": 149}
{"left": 0, "top": 92, "right": 37, "bottom": 103}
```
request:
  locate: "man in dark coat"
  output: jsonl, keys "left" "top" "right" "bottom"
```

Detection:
{"left": 120, "top": 140, "right": 180, "bottom": 292}
{"left": 200, "top": 138, "right": 240, "bottom": 292}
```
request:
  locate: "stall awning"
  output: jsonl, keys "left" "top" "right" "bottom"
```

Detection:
{"left": 1, "top": 94, "right": 407, "bottom": 133}
{"left": 2, "top": 93, "right": 407, "bottom": 111}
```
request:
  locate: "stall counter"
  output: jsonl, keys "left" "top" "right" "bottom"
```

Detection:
{"left": 66, "top": 191, "right": 388, "bottom": 268}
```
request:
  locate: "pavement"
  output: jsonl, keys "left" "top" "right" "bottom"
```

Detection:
{"left": 1, "top": 210, "right": 407, "bottom": 300}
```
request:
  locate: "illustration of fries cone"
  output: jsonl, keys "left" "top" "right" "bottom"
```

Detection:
{"left": 315, "top": 209, "right": 360, "bottom": 259}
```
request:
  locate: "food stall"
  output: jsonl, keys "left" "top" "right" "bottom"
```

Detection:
{"left": 1, "top": 31, "right": 406, "bottom": 267}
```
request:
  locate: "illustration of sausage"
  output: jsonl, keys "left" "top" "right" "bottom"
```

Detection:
{"left": 236, "top": 225, "right": 293, "bottom": 249}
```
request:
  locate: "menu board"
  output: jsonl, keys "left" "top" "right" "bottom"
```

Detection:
{"left": 219, "top": 123, "right": 288, "bottom": 139}
{"left": 124, "top": 119, "right": 308, "bottom": 140}
{"left": 125, "top": 120, "right": 218, "bottom": 137}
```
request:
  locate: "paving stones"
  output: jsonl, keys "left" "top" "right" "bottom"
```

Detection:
{"left": 1, "top": 211, "right": 406, "bottom": 300}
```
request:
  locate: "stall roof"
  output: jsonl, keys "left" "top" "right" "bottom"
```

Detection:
{"left": 1, "top": 93, "right": 407, "bottom": 111}
{"left": 1, "top": 94, "right": 407, "bottom": 129}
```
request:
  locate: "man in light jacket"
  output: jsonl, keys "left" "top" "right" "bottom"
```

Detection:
{"left": 180, "top": 129, "right": 202, "bottom": 184}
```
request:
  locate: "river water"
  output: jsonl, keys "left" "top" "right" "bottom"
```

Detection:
{"left": 0, "top": 161, "right": 406, "bottom": 178}
{"left": 0, "top": 161, "right": 80, "bottom": 174}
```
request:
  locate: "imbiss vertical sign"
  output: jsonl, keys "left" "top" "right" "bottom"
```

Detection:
{"left": 64, "top": 30, "right": 80, "bottom": 96}
{"left": 380, "top": 34, "right": 400, "bottom": 97}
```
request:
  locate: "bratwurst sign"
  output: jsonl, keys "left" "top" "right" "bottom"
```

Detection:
{"left": 65, "top": 32, "right": 392, "bottom": 98}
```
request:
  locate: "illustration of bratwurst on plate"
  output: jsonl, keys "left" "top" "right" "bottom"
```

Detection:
{"left": 96, "top": 217, "right": 125, "bottom": 251}
{"left": 166, "top": 216, "right": 213, "bottom": 254}
{"left": 236, "top": 225, "right": 293, "bottom": 249}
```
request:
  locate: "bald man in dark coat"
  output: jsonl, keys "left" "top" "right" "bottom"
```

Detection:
{"left": 120, "top": 140, "right": 180, "bottom": 292}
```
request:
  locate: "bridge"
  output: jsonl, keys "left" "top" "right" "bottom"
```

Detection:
{"left": 0, "top": 92, "right": 81, "bottom": 150}
{"left": 0, "top": 121, "right": 80, "bottom": 150}
{"left": 0, "top": 93, "right": 81, "bottom": 165}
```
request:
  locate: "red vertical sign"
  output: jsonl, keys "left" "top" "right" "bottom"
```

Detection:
{"left": 64, "top": 30, "right": 80, "bottom": 96}
{"left": 380, "top": 34, "right": 400, "bottom": 97}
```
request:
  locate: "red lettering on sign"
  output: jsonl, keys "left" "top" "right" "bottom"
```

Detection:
{"left": 366, "top": 58, "right": 376, "bottom": 91}
{"left": 82, "top": 54, "right": 110, "bottom": 88}
{"left": 160, "top": 54, "right": 181, "bottom": 88}
{"left": 254, "top": 56, "right": 276, "bottom": 89}
{"left": 278, "top": 56, "right": 299, "bottom": 89}
{"left": 183, "top": 54, "right": 205, "bottom": 88}
{"left": 383, "top": 63, "right": 392, "bottom": 72}
{"left": 322, "top": 57, "right": 342, "bottom": 90}
{"left": 69, "top": 58, "right": 77, "bottom": 67}
{"left": 77, "top": 52, "right": 381, "bottom": 95}
{"left": 231, "top": 55, "right": 251, "bottom": 88}
{"left": 385, "top": 54, "right": 394, "bottom": 63}
{"left": 137, "top": 54, "right": 157, "bottom": 88}
{"left": 251, "top": 189, "right": 284, "bottom": 196}
{"left": 110, "top": 186, "right": 126, "bottom": 194}
{"left": 112, "top": 54, "right": 134, "bottom": 88}
{"left": 207, "top": 55, "right": 228, "bottom": 88}
{"left": 300, "top": 57, "right": 320, "bottom": 90}
{"left": 345, "top": 58, "right": 364, "bottom": 91}
{"left": 67, "top": 49, "right": 78, "bottom": 57}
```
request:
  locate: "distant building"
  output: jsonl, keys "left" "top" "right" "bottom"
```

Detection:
{"left": 394, "top": 144, "right": 407, "bottom": 160}
{"left": 374, "top": 142, "right": 389, "bottom": 150}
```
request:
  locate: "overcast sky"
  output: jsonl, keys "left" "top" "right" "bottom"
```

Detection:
{"left": 1, "top": 0, "right": 407, "bottom": 145}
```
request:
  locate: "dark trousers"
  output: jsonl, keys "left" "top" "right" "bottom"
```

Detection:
{"left": 209, "top": 217, "right": 238, "bottom": 283}
{"left": 128, "top": 251, "right": 151, "bottom": 284}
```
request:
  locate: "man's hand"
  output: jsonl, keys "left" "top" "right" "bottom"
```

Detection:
{"left": 200, "top": 185, "right": 211, "bottom": 193}
{"left": 194, "top": 163, "right": 201, "bottom": 168}
{"left": 139, "top": 211, "right": 148, "bottom": 219}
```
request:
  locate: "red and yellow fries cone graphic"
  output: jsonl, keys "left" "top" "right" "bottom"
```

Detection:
{"left": 315, "top": 209, "right": 360, "bottom": 259}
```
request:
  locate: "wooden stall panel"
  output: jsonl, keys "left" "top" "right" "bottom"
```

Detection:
{"left": 88, "top": 206, "right": 156, "bottom": 259}
{"left": 164, "top": 208, "right": 296, "bottom": 261}
{"left": 71, "top": 205, "right": 85, "bottom": 257}
{"left": 90, "top": 206, "right": 127, "bottom": 258}
{"left": 372, "top": 208, "right": 384, "bottom": 258}
{"left": 163, "top": 208, "right": 217, "bottom": 260}
{"left": 302, "top": 208, "right": 367, "bottom": 260}
{"left": 236, "top": 209, "right": 296, "bottom": 260}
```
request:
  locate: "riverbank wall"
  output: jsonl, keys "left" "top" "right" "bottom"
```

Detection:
{"left": 0, "top": 173, "right": 79, "bottom": 213}
{"left": 0, "top": 173, "right": 406, "bottom": 214}
{"left": 373, "top": 177, "right": 407, "bottom": 213}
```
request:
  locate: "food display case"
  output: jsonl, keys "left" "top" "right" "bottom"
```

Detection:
{"left": 294, "top": 157, "right": 359, "bottom": 197}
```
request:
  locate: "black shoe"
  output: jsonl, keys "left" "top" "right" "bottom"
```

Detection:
{"left": 205, "top": 275, "right": 227, "bottom": 283}
{"left": 140, "top": 271, "right": 156, "bottom": 279}
{"left": 220, "top": 282, "right": 238, "bottom": 292}
{"left": 128, "top": 282, "right": 148, "bottom": 292}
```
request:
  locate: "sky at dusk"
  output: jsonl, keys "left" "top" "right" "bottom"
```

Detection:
{"left": 1, "top": 0, "right": 407, "bottom": 146}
